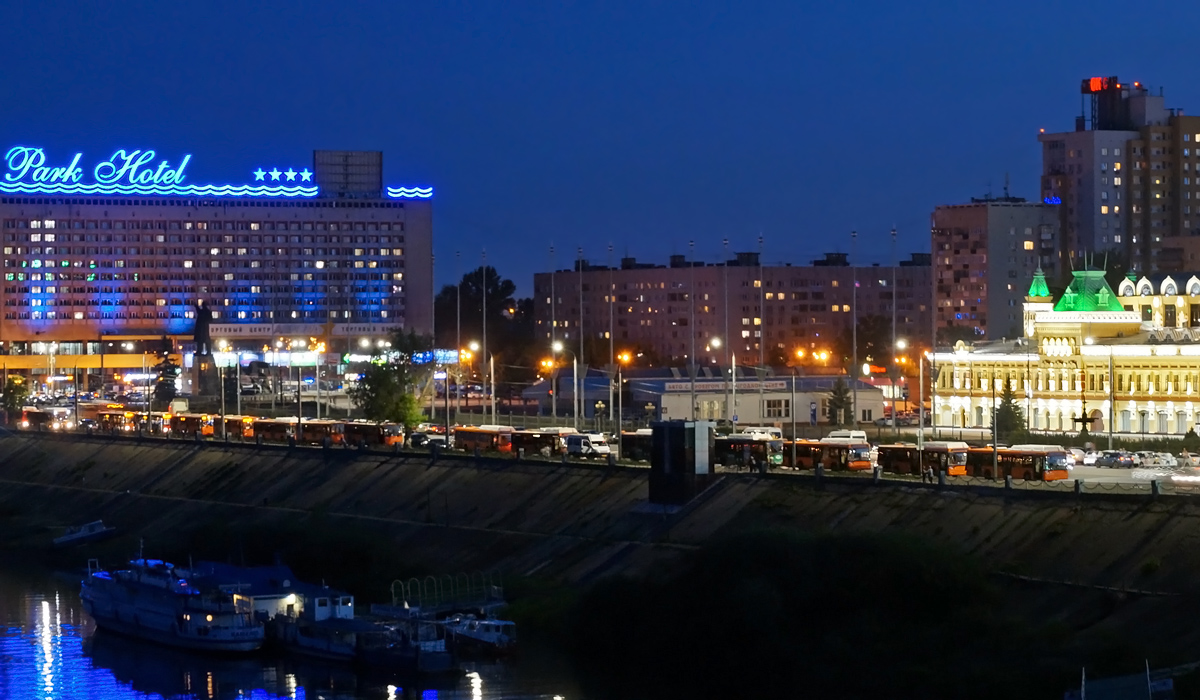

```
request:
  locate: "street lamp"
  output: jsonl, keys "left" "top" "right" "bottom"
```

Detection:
{"left": 616, "top": 351, "right": 632, "bottom": 433}
{"left": 892, "top": 338, "right": 908, "bottom": 429}
{"left": 553, "top": 340, "right": 578, "bottom": 430}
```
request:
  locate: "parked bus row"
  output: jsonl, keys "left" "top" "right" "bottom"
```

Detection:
{"left": 73, "top": 409, "right": 406, "bottom": 448}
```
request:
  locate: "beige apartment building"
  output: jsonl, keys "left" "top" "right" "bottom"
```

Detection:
{"left": 532, "top": 251, "right": 932, "bottom": 367}
{"left": 931, "top": 198, "right": 1061, "bottom": 341}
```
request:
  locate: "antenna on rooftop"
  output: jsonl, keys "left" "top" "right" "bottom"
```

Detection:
{"left": 1003, "top": 173, "right": 1011, "bottom": 199}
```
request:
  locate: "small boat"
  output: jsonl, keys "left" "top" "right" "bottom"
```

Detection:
{"left": 54, "top": 520, "right": 118, "bottom": 548}
{"left": 441, "top": 614, "right": 517, "bottom": 657}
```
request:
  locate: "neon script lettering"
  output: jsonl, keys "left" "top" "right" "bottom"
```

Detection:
{"left": 94, "top": 149, "right": 191, "bottom": 186}
{"left": 4, "top": 147, "right": 83, "bottom": 184}
{"left": 4, "top": 147, "right": 191, "bottom": 187}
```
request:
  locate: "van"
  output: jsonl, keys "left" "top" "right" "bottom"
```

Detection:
{"left": 566, "top": 433, "right": 611, "bottom": 458}
{"left": 736, "top": 426, "right": 783, "bottom": 440}
{"left": 827, "top": 429, "right": 868, "bottom": 442}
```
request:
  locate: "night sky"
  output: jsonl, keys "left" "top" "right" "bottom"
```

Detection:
{"left": 1, "top": 1, "right": 1196, "bottom": 294}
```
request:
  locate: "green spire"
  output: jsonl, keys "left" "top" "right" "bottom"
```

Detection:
{"left": 1027, "top": 267, "right": 1051, "bottom": 299}
{"left": 1053, "top": 269, "right": 1126, "bottom": 312}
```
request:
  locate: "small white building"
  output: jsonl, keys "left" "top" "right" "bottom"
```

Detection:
{"left": 641, "top": 375, "right": 886, "bottom": 427}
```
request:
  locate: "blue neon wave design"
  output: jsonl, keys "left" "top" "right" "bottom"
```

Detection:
{"left": 0, "top": 182, "right": 318, "bottom": 198}
{"left": 386, "top": 186, "right": 434, "bottom": 199}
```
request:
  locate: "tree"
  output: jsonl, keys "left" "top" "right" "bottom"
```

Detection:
{"left": 994, "top": 380, "right": 1026, "bottom": 444}
{"left": 2, "top": 377, "right": 29, "bottom": 421}
{"left": 827, "top": 377, "right": 852, "bottom": 427}
{"left": 834, "top": 315, "right": 893, "bottom": 371}
{"left": 153, "top": 357, "right": 181, "bottom": 407}
{"left": 432, "top": 266, "right": 517, "bottom": 350}
{"left": 348, "top": 330, "right": 433, "bottom": 432}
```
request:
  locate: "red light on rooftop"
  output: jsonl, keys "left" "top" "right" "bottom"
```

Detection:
{"left": 1089, "top": 77, "right": 1103, "bottom": 92}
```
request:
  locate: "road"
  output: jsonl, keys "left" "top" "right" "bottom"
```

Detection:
{"left": 1066, "top": 465, "right": 1177, "bottom": 484}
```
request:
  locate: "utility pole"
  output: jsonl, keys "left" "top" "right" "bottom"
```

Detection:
{"left": 481, "top": 249, "right": 487, "bottom": 422}
{"left": 608, "top": 243, "right": 615, "bottom": 429}
{"left": 578, "top": 247, "right": 585, "bottom": 427}
{"left": 758, "top": 235, "right": 764, "bottom": 425}
{"left": 690, "top": 239, "right": 697, "bottom": 420}
{"left": 891, "top": 227, "right": 897, "bottom": 430}
{"left": 723, "top": 238, "right": 730, "bottom": 423}
{"left": 851, "top": 230, "right": 858, "bottom": 427}
{"left": 456, "top": 249, "right": 461, "bottom": 421}
{"left": 550, "top": 245, "right": 556, "bottom": 422}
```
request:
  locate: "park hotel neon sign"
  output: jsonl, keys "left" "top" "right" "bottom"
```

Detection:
{"left": 0, "top": 146, "right": 432, "bottom": 199}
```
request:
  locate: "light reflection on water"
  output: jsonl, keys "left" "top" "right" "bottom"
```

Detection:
{"left": 0, "top": 571, "right": 576, "bottom": 700}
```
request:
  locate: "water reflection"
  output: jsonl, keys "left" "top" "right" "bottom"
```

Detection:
{"left": 0, "top": 570, "right": 575, "bottom": 700}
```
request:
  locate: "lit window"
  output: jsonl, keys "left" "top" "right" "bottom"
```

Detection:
{"left": 1114, "top": 162, "right": 1121, "bottom": 171}
{"left": 1101, "top": 205, "right": 1109, "bottom": 214}
{"left": 183, "top": 261, "right": 193, "bottom": 268}
{"left": 1023, "top": 241, "right": 1034, "bottom": 250}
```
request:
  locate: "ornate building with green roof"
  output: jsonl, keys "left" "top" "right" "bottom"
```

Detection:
{"left": 933, "top": 268, "right": 1200, "bottom": 437}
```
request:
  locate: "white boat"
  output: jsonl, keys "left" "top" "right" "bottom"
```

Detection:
{"left": 54, "top": 520, "right": 118, "bottom": 548}
{"left": 442, "top": 614, "right": 517, "bottom": 657}
{"left": 80, "top": 558, "right": 264, "bottom": 653}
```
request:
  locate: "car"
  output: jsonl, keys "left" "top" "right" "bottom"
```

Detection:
{"left": 566, "top": 433, "right": 612, "bottom": 457}
{"left": 1095, "top": 450, "right": 1134, "bottom": 468}
{"left": 1068, "top": 448, "right": 1086, "bottom": 465}
{"left": 1082, "top": 450, "right": 1101, "bottom": 466}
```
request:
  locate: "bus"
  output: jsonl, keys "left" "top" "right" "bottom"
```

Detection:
{"left": 511, "top": 430, "right": 567, "bottom": 457}
{"left": 620, "top": 429, "right": 653, "bottom": 462}
{"left": 220, "top": 415, "right": 257, "bottom": 440}
{"left": 876, "top": 444, "right": 920, "bottom": 475}
{"left": 171, "top": 413, "right": 215, "bottom": 437}
{"left": 253, "top": 418, "right": 297, "bottom": 442}
{"left": 819, "top": 437, "right": 874, "bottom": 471}
{"left": 714, "top": 435, "right": 784, "bottom": 469}
{"left": 298, "top": 419, "right": 345, "bottom": 446}
{"left": 343, "top": 422, "right": 405, "bottom": 447}
{"left": 967, "top": 446, "right": 1071, "bottom": 481}
{"left": 98, "top": 409, "right": 137, "bottom": 432}
{"left": 782, "top": 439, "right": 823, "bottom": 469}
{"left": 922, "top": 441, "right": 969, "bottom": 477}
{"left": 18, "top": 407, "right": 72, "bottom": 431}
{"left": 453, "top": 425, "right": 515, "bottom": 454}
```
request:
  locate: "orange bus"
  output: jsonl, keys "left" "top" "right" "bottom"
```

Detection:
{"left": 453, "top": 425, "right": 515, "bottom": 453}
{"left": 714, "top": 435, "right": 784, "bottom": 469}
{"left": 343, "top": 422, "right": 405, "bottom": 447}
{"left": 876, "top": 444, "right": 919, "bottom": 475}
{"left": 253, "top": 418, "right": 296, "bottom": 442}
{"left": 220, "top": 415, "right": 256, "bottom": 440}
{"left": 297, "top": 419, "right": 345, "bottom": 446}
{"left": 967, "top": 446, "right": 1071, "bottom": 481}
{"left": 171, "top": 413, "right": 215, "bottom": 437}
{"left": 511, "top": 430, "right": 568, "bottom": 457}
{"left": 922, "top": 441, "right": 969, "bottom": 477}
{"left": 782, "top": 439, "right": 823, "bottom": 469}
{"left": 819, "top": 437, "right": 874, "bottom": 471}
{"left": 98, "top": 409, "right": 137, "bottom": 432}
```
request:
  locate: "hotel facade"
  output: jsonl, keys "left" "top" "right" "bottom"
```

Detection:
{"left": 933, "top": 267, "right": 1200, "bottom": 436}
{"left": 0, "top": 145, "right": 432, "bottom": 383}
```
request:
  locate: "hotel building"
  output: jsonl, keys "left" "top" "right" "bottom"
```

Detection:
{"left": 0, "top": 145, "right": 432, "bottom": 384}
{"left": 932, "top": 266, "right": 1200, "bottom": 436}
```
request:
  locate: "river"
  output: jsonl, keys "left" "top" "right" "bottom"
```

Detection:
{"left": 0, "top": 567, "right": 580, "bottom": 700}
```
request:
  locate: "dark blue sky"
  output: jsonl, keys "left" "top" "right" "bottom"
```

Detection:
{"left": 1, "top": 1, "right": 1195, "bottom": 294}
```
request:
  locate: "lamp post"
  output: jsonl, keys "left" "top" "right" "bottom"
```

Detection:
{"left": 617, "top": 351, "right": 631, "bottom": 434}
{"left": 553, "top": 340, "right": 578, "bottom": 430}
{"left": 594, "top": 401, "right": 605, "bottom": 432}
{"left": 468, "top": 341, "right": 480, "bottom": 414}
{"left": 851, "top": 229, "right": 858, "bottom": 427}
{"left": 893, "top": 338, "right": 908, "bottom": 433}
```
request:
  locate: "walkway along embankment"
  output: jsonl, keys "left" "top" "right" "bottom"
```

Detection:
{"left": 3, "top": 432, "right": 1200, "bottom": 605}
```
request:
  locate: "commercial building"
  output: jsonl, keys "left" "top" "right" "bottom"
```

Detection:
{"left": 931, "top": 197, "right": 1061, "bottom": 341}
{"left": 1038, "top": 76, "right": 1200, "bottom": 272}
{"left": 532, "top": 250, "right": 932, "bottom": 367}
{"left": 0, "top": 144, "right": 433, "bottom": 387}
{"left": 932, "top": 266, "right": 1200, "bottom": 436}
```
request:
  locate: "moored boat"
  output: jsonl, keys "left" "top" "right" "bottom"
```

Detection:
{"left": 442, "top": 614, "right": 517, "bottom": 657}
{"left": 80, "top": 558, "right": 264, "bottom": 653}
{"left": 54, "top": 520, "right": 118, "bottom": 548}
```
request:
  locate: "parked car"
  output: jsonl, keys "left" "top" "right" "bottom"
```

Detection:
{"left": 1095, "top": 450, "right": 1134, "bottom": 468}
{"left": 1082, "top": 450, "right": 1101, "bottom": 465}
{"left": 1068, "top": 448, "right": 1086, "bottom": 465}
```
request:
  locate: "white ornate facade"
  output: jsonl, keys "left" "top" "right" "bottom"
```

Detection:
{"left": 933, "top": 268, "right": 1200, "bottom": 435}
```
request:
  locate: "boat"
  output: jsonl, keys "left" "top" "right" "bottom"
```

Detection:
{"left": 441, "top": 614, "right": 517, "bottom": 657}
{"left": 193, "top": 561, "right": 457, "bottom": 674}
{"left": 80, "top": 558, "right": 265, "bottom": 653}
{"left": 54, "top": 520, "right": 118, "bottom": 548}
